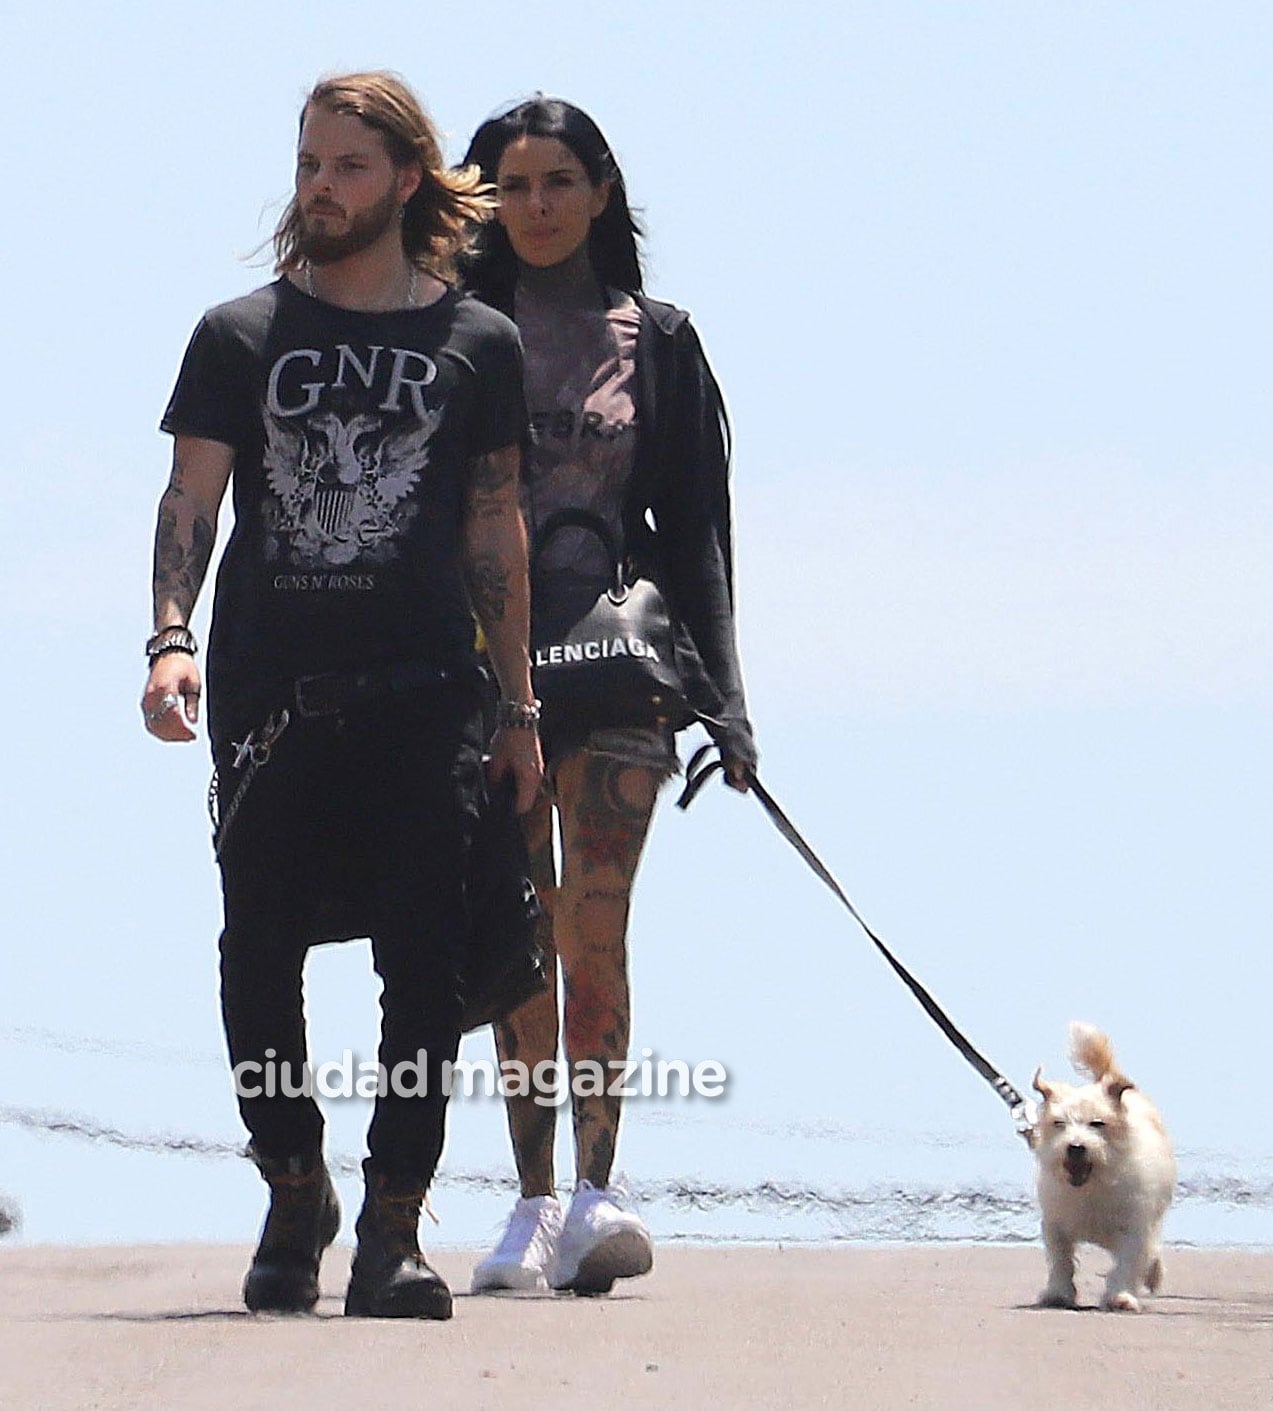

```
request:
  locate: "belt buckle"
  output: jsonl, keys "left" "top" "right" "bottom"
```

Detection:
{"left": 293, "top": 672, "right": 344, "bottom": 719}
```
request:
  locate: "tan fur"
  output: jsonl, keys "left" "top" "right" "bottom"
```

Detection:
{"left": 1030, "top": 1023, "right": 1175, "bottom": 1313}
{"left": 1069, "top": 1022, "right": 1120, "bottom": 1083}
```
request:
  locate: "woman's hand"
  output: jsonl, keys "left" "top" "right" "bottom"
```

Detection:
{"left": 724, "top": 757, "right": 752, "bottom": 793}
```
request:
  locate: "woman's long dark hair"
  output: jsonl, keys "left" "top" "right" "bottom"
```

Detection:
{"left": 458, "top": 98, "right": 643, "bottom": 306}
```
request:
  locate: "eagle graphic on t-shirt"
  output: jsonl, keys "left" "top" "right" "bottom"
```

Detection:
{"left": 261, "top": 408, "right": 442, "bottom": 568}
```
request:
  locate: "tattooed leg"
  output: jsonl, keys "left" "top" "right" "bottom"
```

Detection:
{"left": 554, "top": 750, "right": 660, "bottom": 1190}
{"left": 494, "top": 788, "right": 560, "bottom": 1197}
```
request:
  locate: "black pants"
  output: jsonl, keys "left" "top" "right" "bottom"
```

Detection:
{"left": 214, "top": 680, "right": 484, "bottom": 1184}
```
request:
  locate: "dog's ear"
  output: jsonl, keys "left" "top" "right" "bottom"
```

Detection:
{"left": 1032, "top": 1066, "right": 1055, "bottom": 1101}
{"left": 1103, "top": 1073, "right": 1135, "bottom": 1104}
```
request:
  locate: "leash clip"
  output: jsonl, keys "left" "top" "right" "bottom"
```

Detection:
{"left": 1012, "top": 1097, "right": 1039, "bottom": 1146}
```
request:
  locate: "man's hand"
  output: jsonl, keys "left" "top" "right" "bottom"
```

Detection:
{"left": 486, "top": 725, "right": 544, "bottom": 815}
{"left": 141, "top": 653, "right": 202, "bottom": 742}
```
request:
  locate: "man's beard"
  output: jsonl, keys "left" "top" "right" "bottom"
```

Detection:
{"left": 297, "top": 184, "right": 401, "bottom": 266}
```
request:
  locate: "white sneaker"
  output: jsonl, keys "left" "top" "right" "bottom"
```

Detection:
{"left": 550, "top": 1180, "right": 654, "bottom": 1294}
{"left": 471, "top": 1195, "right": 563, "bottom": 1293}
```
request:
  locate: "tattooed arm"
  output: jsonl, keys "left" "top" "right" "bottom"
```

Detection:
{"left": 141, "top": 435, "right": 233, "bottom": 742}
{"left": 461, "top": 443, "right": 543, "bottom": 811}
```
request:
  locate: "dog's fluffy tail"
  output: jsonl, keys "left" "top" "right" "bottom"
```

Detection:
{"left": 1069, "top": 1021, "right": 1119, "bottom": 1081}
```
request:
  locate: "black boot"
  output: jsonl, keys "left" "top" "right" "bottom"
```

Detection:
{"left": 343, "top": 1162, "right": 453, "bottom": 1319}
{"left": 242, "top": 1146, "right": 341, "bottom": 1313}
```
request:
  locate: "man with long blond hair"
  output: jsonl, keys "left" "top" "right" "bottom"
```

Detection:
{"left": 141, "top": 72, "right": 541, "bottom": 1320}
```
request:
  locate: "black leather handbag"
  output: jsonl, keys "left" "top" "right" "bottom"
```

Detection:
{"left": 459, "top": 775, "right": 547, "bottom": 1032}
{"left": 529, "top": 509, "right": 694, "bottom": 747}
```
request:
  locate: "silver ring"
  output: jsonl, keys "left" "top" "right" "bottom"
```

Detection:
{"left": 144, "top": 693, "right": 181, "bottom": 725}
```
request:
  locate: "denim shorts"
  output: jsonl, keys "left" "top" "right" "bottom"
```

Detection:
{"left": 547, "top": 724, "right": 681, "bottom": 790}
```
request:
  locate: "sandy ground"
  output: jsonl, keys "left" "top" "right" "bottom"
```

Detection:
{"left": 1, "top": 1243, "right": 1270, "bottom": 1410}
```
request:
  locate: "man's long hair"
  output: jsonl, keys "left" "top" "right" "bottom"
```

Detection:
{"left": 274, "top": 72, "right": 494, "bottom": 281}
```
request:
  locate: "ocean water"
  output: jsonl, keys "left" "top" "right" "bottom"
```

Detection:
{"left": 2, "top": 1078, "right": 1270, "bottom": 1250}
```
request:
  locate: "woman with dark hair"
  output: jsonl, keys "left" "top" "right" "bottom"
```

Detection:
{"left": 460, "top": 98, "right": 757, "bottom": 1295}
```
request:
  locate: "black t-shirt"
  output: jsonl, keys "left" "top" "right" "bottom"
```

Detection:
{"left": 161, "top": 278, "right": 526, "bottom": 736}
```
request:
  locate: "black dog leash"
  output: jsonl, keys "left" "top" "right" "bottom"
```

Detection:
{"left": 677, "top": 743, "right": 1035, "bottom": 1139}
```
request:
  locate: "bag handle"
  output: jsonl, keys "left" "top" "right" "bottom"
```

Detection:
{"left": 531, "top": 508, "right": 626, "bottom": 600}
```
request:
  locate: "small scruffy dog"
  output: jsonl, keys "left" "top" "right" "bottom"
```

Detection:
{"left": 1029, "top": 1023, "right": 1175, "bottom": 1312}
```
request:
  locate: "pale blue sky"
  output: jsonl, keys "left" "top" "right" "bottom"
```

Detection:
{"left": 3, "top": 1, "right": 1270, "bottom": 1248}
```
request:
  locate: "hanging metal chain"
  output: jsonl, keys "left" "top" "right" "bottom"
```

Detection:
{"left": 208, "top": 709, "right": 291, "bottom": 857}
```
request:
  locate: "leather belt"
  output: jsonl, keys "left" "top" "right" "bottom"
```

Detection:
{"left": 292, "top": 661, "right": 460, "bottom": 719}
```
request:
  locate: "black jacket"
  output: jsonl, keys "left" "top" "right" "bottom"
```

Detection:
{"left": 481, "top": 287, "right": 757, "bottom": 768}
{"left": 626, "top": 294, "right": 756, "bottom": 767}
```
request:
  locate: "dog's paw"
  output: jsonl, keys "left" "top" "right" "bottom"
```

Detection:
{"left": 1036, "top": 1287, "right": 1078, "bottom": 1310}
{"left": 1103, "top": 1290, "right": 1142, "bottom": 1313}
